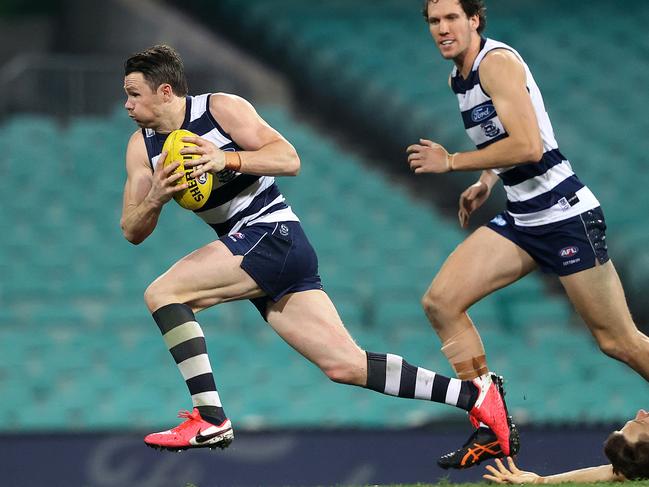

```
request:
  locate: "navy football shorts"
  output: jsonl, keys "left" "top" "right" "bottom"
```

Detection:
{"left": 486, "top": 207, "right": 609, "bottom": 276}
{"left": 221, "top": 220, "right": 323, "bottom": 318}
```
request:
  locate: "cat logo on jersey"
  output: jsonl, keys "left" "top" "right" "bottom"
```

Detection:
{"left": 481, "top": 120, "right": 501, "bottom": 138}
{"left": 215, "top": 148, "right": 239, "bottom": 184}
{"left": 215, "top": 169, "right": 237, "bottom": 184}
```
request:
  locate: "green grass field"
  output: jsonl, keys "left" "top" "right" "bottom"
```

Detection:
{"left": 374, "top": 483, "right": 649, "bottom": 487}
{"left": 187, "top": 482, "right": 649, "bottom": 487}
{"left": 365, "top": 483, "right": 649, "bottom": 487}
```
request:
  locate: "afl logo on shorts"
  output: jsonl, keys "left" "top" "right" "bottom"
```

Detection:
{"left": 559, "top": 246, "right": 579, "bottom": 258}
{"left": 228, "top": 232, "right": 245, "bottom": 242}
{"left": 279, "top": 224, "right": 289, "bottom": 236}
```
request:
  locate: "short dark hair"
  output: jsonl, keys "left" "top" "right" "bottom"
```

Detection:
{"left": 422, "top": 0, "right": 487, "bottom": 34}
{"left": 124, "top": 44, "right": 188, "bottom": 96}
{"left": 604, "top": 432, "right": 649, "bottom": 480}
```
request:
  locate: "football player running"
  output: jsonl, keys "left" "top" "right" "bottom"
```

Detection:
{"left": 121, "top": 44, "right": 512, "bottom": 454}
{"left": 407, "top": 0, "right": 649, "bottom": 470}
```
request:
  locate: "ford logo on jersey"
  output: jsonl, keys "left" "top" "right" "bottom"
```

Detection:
{"left": 471, "top": 104, "right": 496, "bottom": 123}
{"left": 559, "top": 246, "right": 579, "bottom": 258}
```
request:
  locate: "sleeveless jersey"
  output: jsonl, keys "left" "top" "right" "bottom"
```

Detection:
{"left": 142, "top": 94, "right": 299, "bottom": 237}
{"left": 451, "top": 38, "right": 599, "bottom": 227}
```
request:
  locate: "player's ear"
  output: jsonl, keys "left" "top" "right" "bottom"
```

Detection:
{"left": 469, "top": 14, "right": 480, "bottom": 32}
{"left": 158, "top": 83, "right": 174, "bottom": 100}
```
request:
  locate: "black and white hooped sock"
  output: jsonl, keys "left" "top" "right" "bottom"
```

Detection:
{"left": 152, "top": 303, "right": 226, "bottom": 425}
{"left": 365, "top": 352, "right": 478, "bottom": 411}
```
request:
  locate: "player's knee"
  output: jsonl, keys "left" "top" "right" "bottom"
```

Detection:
{"left": 143, "top": 279, "right": 176, "bottom": 313}
{"left": 143, "top": 282, "right": 161, "bottom": 312}
{"left": 422, "top": 287, "right": 455, "bottom": 322}
{"left": 421, "top": 289, "right": 439, "bottom": 317}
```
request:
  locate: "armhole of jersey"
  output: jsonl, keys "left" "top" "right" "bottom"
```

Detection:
{"left": 477, "top": 47, "right": 519, "bottom": 99}
{"left": 205, "top": 93, "right": 236, "bottom": 142}
{"left": 141, "top": 128, "right": 155, "bottom": 170}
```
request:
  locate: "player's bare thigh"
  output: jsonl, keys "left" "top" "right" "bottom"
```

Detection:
{"left": 266, "top": 290, "right": 367, "bottom": 386}
{"left": 426, "top": 226, "right": 537, "bottom": 312}
{"left": 144, "top": 240, "right": 265, "bottom": 313}
{"left": 559, "top": 260, "right": 636, "bottom": 338}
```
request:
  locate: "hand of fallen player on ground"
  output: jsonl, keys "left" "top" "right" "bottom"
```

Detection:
{"left": 147, "top": 150, "right": 189, "bottom": 207}
{"left": 180, "top": 136, "right": 226, "bottom": 177}
{"left": 458, "top": 180, "right": 491, "bottom": 228}
{"left": 407, "top": 139, "right": 455, "bottom": 173}
{"left": 483, "top": 457, "right": 542, "bottom": 484}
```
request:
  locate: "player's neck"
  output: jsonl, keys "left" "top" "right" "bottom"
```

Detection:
{"left": 156, "top": 96, "right": 187, "bottom": 134}
{"left": 455, "top": 34, "right": 482, "bottom": 79}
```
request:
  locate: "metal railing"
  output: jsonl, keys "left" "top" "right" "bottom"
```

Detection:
{"left": 0, "top": 53, "right": 242, "bottom": 121}
{"left": 0, "top": 53, "right": 127, "bottom": 120}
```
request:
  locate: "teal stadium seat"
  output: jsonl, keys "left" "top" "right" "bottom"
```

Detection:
{"left": 3, "top": 103, "right": 646, "bottom": 429}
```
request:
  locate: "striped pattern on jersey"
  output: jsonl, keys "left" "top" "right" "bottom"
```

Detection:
{"left": 142, "top": 94, "right": 299, "bottom": 236}
{"left": 451, "top": 38, "right": 599, "bottom": 227}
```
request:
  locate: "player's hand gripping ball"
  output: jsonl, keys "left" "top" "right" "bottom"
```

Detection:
{"left": 162, "top": 129, "right": 213, "bottom": 210}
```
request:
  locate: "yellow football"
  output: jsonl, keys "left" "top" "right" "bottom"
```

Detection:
{"left": 161, "top": 129, "right": 213, "bottom": 211}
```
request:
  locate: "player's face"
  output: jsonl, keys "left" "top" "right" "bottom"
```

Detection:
{"left": 123, "top": 72, "right": 164, "bottom": 128}
{"left": 426, "top": 0, "right": 479, "bottom": 60}
{"left": 619, "top": 409, "right": 649, "bottom": 444}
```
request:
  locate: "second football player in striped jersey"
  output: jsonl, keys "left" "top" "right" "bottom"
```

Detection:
{"left": 407, "top": 0, "right": 649, "bottom": 470}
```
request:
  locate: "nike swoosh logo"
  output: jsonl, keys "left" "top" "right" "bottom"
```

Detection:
{"left": 195, "top": 427, "right": 232, "bottom": 444}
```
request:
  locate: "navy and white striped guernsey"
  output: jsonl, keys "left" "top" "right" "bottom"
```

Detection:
{"left": 142, "top": 94, "right": 299, "bottom": 237}
{"left": 451, "top": 38, "right": 599, "bottom": 227}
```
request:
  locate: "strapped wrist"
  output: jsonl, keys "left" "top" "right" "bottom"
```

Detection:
{"left": 447, "top": 152, "right": 458, "bottom": 171}
{"left": 224, "top": 152, "right": 242, "bottom": 172}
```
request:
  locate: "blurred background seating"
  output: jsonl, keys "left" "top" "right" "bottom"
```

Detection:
{"left": 1, "top": 0, "right": 647, "bottom": 433}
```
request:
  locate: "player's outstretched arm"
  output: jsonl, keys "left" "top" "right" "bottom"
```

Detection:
{"left": 483, "top": 457, "right": 542, "bottom": 484}
{"left": 406, "top": 51, "right": 543, "bottom": 174}
{"left": 120, "top": 131, "right": 187, "bottom": 244}
{"left": 196, "top": 93, "right": 300, "bottom": 177}
{"left": 411, "top": 50, "right": 544, "bottom": 174}
{"left": 483, "top": 457, "right": 624, "bottom": 484}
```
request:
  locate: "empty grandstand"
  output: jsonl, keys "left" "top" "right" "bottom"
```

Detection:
{"left": 1, "top": 1, "right": 648, "bottom": 486}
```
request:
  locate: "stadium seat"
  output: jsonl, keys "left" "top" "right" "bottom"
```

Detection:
{"left": 3, "top": 43, "right": 646, "bottom": 430}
